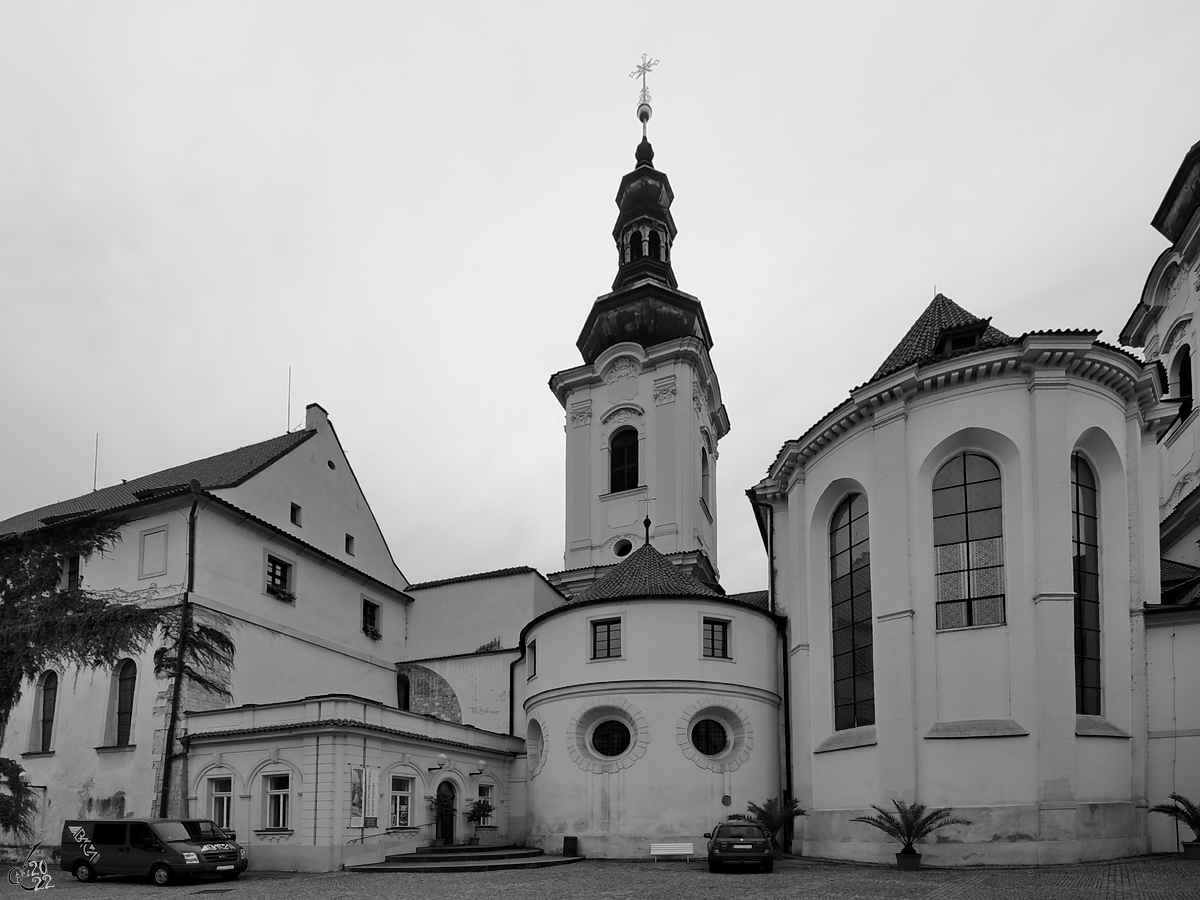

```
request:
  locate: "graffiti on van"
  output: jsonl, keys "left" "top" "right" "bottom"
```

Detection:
{"left": 67, "top": 827, "right": 100, "bottom": 864}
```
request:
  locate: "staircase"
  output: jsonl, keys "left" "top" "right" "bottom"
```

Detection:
{"left": 347, "top": 844, "right": 586, "bottom": 873}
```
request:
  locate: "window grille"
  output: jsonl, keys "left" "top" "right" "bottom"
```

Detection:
{"left": 39, "top": 672, "right": 57, "bottom": 752}
{"left": 116, "top": 660, "right": 136, "bottom": 746}
{"left": 933, "top": 453, "right": 1005, "bottom": 629}
{"left": 591, "top": 618, "right": 621, "bottom": 659}
{"left": 1072, "top": 453, "right": 1101, "bottom": 716}
{"left": 690, "top": 719, "right": 727, "bottom": 756}
{"left": 830, "top": 493, "right": 874, "bottom": 730}
{"left": 210, "top": 777, "right": 232, "bottom": 829}
{"left": 266, "top": 774, "right": 289, "bottom": 829}
{"left": 591, "top": 720, "right": 631, "bottom": 756}
{"left": 609, "top": 429, "right": 638, "bottom": 493}
{"left": 702, "top": 618, "right": 729, "bottom": 658}
{"left": 390, "top": 776, "right": 412, "bottom": 827}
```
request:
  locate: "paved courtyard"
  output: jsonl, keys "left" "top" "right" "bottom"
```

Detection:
{"left": 19, "top": 856, "right": 1199, "bottom": 900}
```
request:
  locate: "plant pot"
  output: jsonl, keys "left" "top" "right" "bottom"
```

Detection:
{"left": 1184, "top": 841, "right": 1200, "bottom": 860}
{"left": 467, "top": 836, "right": 480, "bottom": 846}
{"left": 895, "top": 851, "right": 922, "bottom": 870}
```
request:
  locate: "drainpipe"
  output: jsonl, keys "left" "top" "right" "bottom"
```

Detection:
{"left": 748, "top": 490, "right": 794, "bottom": 848}
{"left": 158, "top": 480, "right": 202, "bottom": 817}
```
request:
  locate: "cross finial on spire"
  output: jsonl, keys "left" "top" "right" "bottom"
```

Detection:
{"left": 629, "top": 53, "right": 659, "bottom": 137}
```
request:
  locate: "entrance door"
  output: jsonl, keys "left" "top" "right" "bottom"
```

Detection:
{"left": 435, "top": 781, "right": 456, "bottom": 843}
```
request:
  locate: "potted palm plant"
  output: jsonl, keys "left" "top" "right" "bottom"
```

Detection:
{"left": 465, "top": 798, "right": 495, "bottom": 845}
{"left": 731, "top": 796, "right": 806, "bottom": 858}
{"left": 1150, "top": 793, "right": 1200, "bottom": 860}
{"left": 851, "top": 799, "right": 971, "bottom": 870}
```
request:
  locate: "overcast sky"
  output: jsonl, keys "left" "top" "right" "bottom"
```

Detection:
{"left": 2, "top": 2, "right": 1198, "bottom": 593}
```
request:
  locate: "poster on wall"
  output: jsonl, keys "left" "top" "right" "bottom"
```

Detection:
{"left": 349, "top": 766, "right": 379, "bottom": 828}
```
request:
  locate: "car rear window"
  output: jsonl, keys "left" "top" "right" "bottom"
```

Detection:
{"left": 152, "top": 821, "right": 193, "bottom": 842}
{"left": 716, "top": 825, "right": 764, "bottom": 839}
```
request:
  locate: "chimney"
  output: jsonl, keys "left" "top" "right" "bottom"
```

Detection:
{"left": 305, "top": 403, "right": 329, "bottom": 432}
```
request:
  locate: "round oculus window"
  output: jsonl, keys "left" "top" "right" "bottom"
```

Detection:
{"left": 591, "top": 720, "right": 632, "bottom": 757}
{"left": 691, "top": 719, "right": 728, "bottom": 756}
{"left": 613, "top": 539, "right": 633, "bottom": 558}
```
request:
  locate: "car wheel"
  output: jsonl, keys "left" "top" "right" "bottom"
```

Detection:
{"left": 708, "top": 859, "right": 721, "bottom": 873}
{"left": 150, "top": 864, "right": 173, "bottom": 886}
{"left": 762, "top": 859, "right": 774, "bottom": 873}
{"left": 219, "top": 872, "right": 241, "bottom": 881}
{"left": 73, "top": 862, "right": 96, "bottom": 883}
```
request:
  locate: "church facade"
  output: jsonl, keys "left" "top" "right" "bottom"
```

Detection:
{"left": 3, "top": 117, "right": 1199, "bottom": 870}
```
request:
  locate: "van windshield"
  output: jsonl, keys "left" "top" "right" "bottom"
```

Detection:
{"left": 152, "top": 822, "right": 193, "bottom": 843}
{"left": 182, "top": 820, "right": 228, "bottom": 841}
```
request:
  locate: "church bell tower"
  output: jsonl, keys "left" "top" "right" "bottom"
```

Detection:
{"left": 548, "top": 66, "right": 730, "bottom": 595}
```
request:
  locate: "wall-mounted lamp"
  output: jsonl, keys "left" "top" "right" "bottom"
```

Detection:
{"left": 17, "top": 769, "right": 46, "bottom": 791}
{"left": 427, "top": 752, "right": 449, "bottom": 772}
{"left": 469, "top": 760, "right": 487, "bottom": 776}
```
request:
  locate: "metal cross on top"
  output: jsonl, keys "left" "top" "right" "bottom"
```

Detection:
{"left": 629, "top": 53, "right": 659, "bottom": 106}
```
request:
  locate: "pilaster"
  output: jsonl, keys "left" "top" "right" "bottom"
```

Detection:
{"left": 871, "top": 404, "right": 917, "bottom": 801}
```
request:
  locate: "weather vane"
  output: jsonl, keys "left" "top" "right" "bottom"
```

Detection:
{"left": 629, "top": 53, "right": 659, "bottom": 136}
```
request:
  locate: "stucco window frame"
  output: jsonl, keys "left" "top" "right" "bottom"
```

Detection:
{"left": 259, "top": 770, "right": 294, "bottom": 833}
{"left": 676, "top": 697, "right": 753, "bottom": 772}
{"left": 362, "top": 595, "right": 382, "bottom": 640}
{"left": 386, "top": 770, "right": 420, "bottom": 830}
{"left": 566, "top": 699, "right": 650, "bottom": 773}
{"left": 28, "top": 669, "right": 60, "bottom": 754}
{"left": 99, "top": 658, "right": 138, "bottom": 749}
{"left": 586, "top": 612, "right": 626, "bottom": 663}
{"left": 526, "top": 639, "right": 537, "bottom": 681}
{"left": 697, "top": 612, "right": 735, "bottom": 662}
{"left": 208, "top": 773, "right": 234, "bottom": 830}
{"left": 137, "top": 524, "right": 169, "bottom": 580}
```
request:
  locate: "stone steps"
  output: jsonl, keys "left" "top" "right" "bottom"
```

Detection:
{"left": 347, "top": 844, "right": 586, "bottom": 874}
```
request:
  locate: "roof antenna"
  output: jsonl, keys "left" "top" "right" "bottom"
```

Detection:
{"left": 93, "top": 433, "right": 99, "bottom": 492}
{"left": 643, "top": 515, "right": 652, "bottom": 545}
{"left": 287, "top": 367, "right": 292, "bottom": 432}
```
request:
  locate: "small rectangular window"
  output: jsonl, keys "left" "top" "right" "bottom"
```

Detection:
{"left": 66, "top": 555, "right": 81, "bottom": 591}
{"left": 290, "top": 503, "right": 302, "bottom": 526}
{"left": 345, "top": 533, "right": 355, "bottom": 556}
{"left": 266, "top": 774, "right": 290, "bottom": 829}
{"left": 266, "top": 555, "right": 294, "bottom": 601}
{"left": 138, "top": 525, "right": 168, "bottom": 579}
{"left": 389, "top": 776, "right": 412, "bottom": 827}
{"left": 703, "top": 618, "right": 730, "bottom": 658}
{"left": 591, "top": 618, "right": 622, "bottom": 659}
{"left": 210, "top": 777, "right": 232, "bottom": 829}
{"left": 527, "top": 640, "right": 537, "bottom": 679}
{"left": 362, "top": 598, "right": 380, "bottom": 638}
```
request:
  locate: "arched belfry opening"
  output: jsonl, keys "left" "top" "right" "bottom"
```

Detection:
{"left": 648, "top": 229, "right": 661, "bottom": 261}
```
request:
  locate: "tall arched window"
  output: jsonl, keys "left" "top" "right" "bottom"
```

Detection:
{"left": 610, "top": 428, "right": 638, "bottom": 493}
{"left": 116, "top": 660, "right": 136, "bottom": 746}
{"left": 397, "top": 673, "right": 411, "bottom": 712}
{"left": 933, "top": 452, "right": 1005, "bottom": 629}
{"left": 830, "top": 494, "right": 874, "bottom": 731}
{"left": 1072, "top": 453, "right": 1101, "bottom": 716}
{"left": 630, "top": 230, "right": 643, "bottom": 261}
{"left": 1176, "top": 345, "right": 1193, "bottom": 420}
{"left": 701, "top": 448, "right": 711, "bottom": 508}
{"left": 38, "top": 671, "right": 57, "bottom": 752}
{"left": 648, "top": 230, "right": 661, "bottom": 261}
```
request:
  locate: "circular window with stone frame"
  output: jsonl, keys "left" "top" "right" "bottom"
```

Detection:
{"left": 677, "top": 698, "right": 753, "bottom": 772}
{"left": 566, "top": 699, "right": 650, "bottom": 773}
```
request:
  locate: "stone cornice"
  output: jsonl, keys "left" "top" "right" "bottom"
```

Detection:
{"left": 756, "top": 335, "right": 1171, "bottom": 491}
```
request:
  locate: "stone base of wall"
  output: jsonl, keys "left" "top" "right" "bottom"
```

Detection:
{"left": 800, "top": 802, "right": 1146, "bottom": 866}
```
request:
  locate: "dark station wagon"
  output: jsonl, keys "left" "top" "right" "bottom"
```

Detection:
{"left": 704, "top": 821, "right": 774, "bottom": 873}
{"left": 60, "top": 817, "right": 247, "bottom": 885}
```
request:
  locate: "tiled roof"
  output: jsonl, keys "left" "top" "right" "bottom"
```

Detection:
{"left": 406, "top": 566, "right": 538, "bottom": 591}
{"left": 872, "top": 294, "right": 1015, "bottom": 381}
{"left": 569, "top": 541, "right": 724, "bottom": 602}
{"left": 726, "top": 590, "right": 770, "bottom": 611}
{"left": 1161, "top": 557, "right": 1200, "bottom": 606}
{"left": 185, "top": 717, "right": 519, "bottom": 755}
{"left": 0, "top": 431, "right": 314, "bottom": 538}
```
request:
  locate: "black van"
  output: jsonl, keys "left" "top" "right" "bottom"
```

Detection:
{"left": 60, "top": 818, "right": 248, "bottom": 885}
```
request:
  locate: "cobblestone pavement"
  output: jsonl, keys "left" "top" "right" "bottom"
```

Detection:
{"left": 20, "top": 856, "right": 1198, "bottom": 899}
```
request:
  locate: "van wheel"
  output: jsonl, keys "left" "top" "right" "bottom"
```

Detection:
{"left": 219, "top": 872, "right": 241, "bottom": 881}
{"left": 762, "top": 859, "right": 774, "bottom": 873}
{"left": 150, "top": 864, "right": 172, "bottom": 886}
{"left": 73, "top": 861, "right": 96, "bottom": 883}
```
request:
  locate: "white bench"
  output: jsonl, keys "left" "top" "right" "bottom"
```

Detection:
{"left": 650, "top": 842, "right": 695, "bottom": 861}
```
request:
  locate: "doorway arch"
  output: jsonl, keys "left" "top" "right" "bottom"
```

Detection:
{"left": 435, "top": 780, "right": 457, "bottom": 843}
